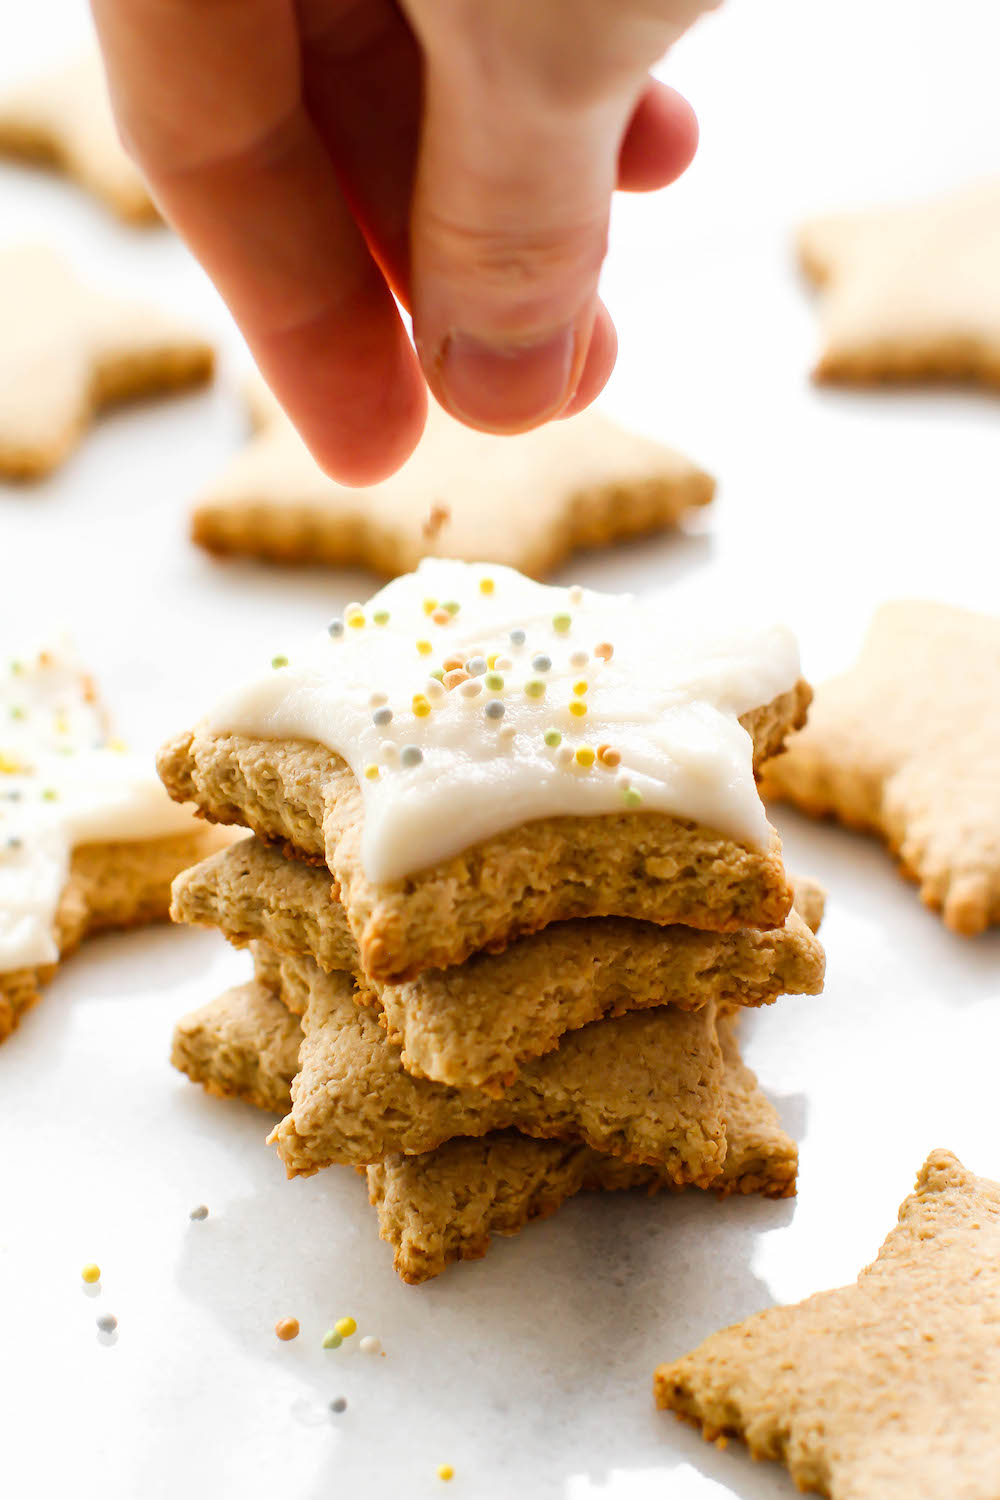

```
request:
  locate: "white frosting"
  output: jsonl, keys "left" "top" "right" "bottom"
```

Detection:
{"left": 0, "top": 642, "right": 198, "bottom": 972}
{"left": 205, "top": 562, "right": 801, "bottom": 885}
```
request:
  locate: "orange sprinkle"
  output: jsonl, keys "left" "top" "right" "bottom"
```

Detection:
{"left": 594, "top": 642, "right": 614, "bottom": 661}
{"left": 442, "top": 655, "right": 464, "bottom": 672}
{"left": 431, "top": 608, "right": 451, "bottom": 626}
{"left": 275, "top": 1318, "right": 300, "bottom": 1341}
{"left": 598, "top": 745, "right": 622, "bottom": 769}
{"left": 443, "top": 669, "right": 469, "bottom": 690}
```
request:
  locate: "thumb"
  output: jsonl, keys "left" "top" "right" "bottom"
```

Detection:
{"left": 409, "top": 53, "right": 637, "bottom": 432}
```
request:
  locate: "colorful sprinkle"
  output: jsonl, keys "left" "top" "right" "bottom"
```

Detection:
{"left": 41, "top": 787, "right": 59, "bottom": 800}
{"left": 524, "top": 680, "right": 546, "bottom": 699}
{"left": 431, "top": 608, "right": 451, "bottom": 626}
{"left": 443, "top": 600, "right": 461, "bottom": 616}
{"left": 322, "top": 1330, "right": 343, "bottom": 1350}
{"left": 359, "top": 1336, "right": 381, "bottom": 1355}
{"left": 437, "top": 1466, "right": 455, "bottom": 1483}
{"left": 568, "top": 701, "right": 587, "bottom": 718}
{"left": 459, "top": 678, "right": 482, "bottom": 698}
{"left": 597, "top": 745, "right": 621, "bottom": 769}
{"left": 573, "top": 680, "right": 588, "bottom": 696}
{"left": 568, "top": 585, "right": 584, "bottom": 605}
{"left": 552, "top": 613, "right": 572, "bottom": 633}
{"left": 9, "top": 705, "right": 25, "bottom": 720}
{"left": 372, "top": 707, "right": 393, "bottom": 727}
{"left": 430, "top": 668, "right": 446, "bottom": 682}
{"left": 270, "top": 654, "right": 289, "bottom": 669}
{"left": 400, "top": 747, "right": 424, "bottom": 768}
{"left": 466, "top": 657, "right": 487, "bottom": 677}
{"left": 532, "top": 655, "right": 552, "bottom": 673}
{"left": 484, "top": 672, "right": 504, "bottom": 691}
{"left": 444, "top": 669, "right": 469, "bottom": 691}
{"left": 416, "top": 640, "right": 433, "bottom": 656}
{"left": 569, "top": 650, "right": 589, "bottom": 669}
{"left": 327, "top": 619, "right": 345, "bottom": 639}
{"left": 189, "top": 1204, "right": 209, "bottom": 1221}
{"left": 422, "top": 597, "right": 438, "bottom": 615}
{"left": 622, "top": 787, "right": 643, "bottom": 808}
{"left": 330, "top": 1397, "right": 348, "bottom": 1413}
{"left": 96, "top": 1314, "right": 117, "bottom": 1335}
{"left": 346, "top": 610, "right": 365, "bottom": 629}
{"left": 594, "top": 642, "right": 614, "bottom": 661}
{"left": 276, "top": 1318, "right": 300, "bottom": 1341}
{"left": 81, "top": 1263, "right": 101, "bottom": 1284}
{"left": 372, "top": 609, "right": 390, "bottom": 626}
{"left": 442, "top": 655, "right": 464, "bottom": 673}
{"left": 509, "top": 629, "right": 526, "bottom": 647}
{"left": 364, "top": 764, "right": 380, "bottom": 780}
{"left": 412, "top": 695, "right": 432, "bottom": 718}
{"left": 544, "top": 729, "right": 562, "bottom": 747}
{"left": 484, "top": 700, "right": 505, "bottom": 721}
{"left": 335, "top": 1317, "right": 357, "bottom": 1338}
{"left": 479, "top": 577, "right": 495, "bottom": 595}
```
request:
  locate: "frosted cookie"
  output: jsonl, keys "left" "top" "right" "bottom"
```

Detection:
{"left": 368, "top": 1018, "right": 797, "bottom": 1283}
{"left": 0, "top": 641, "right": 223, "bottom": 1040}
{"left": 192, "top": 378, "right": 714, "bottom": 577}
{"left": 158, "top": 561, "right": 810, "bottom": 981}
{"left": 799, "top": 180, "right": 1000, "bottom": 387}
{"left": 0, "top": 54, "right": 157, "bottom": 224}
{"left": 172, "top": 837, "right": 826, "bottom": 1093}
{"left": 0, "top": 247, "right": 213, "bottom": 479}
{"left": 655, "top": 1149, "right": 1000, "bottom": 1498}
{"left": 762, "top": 600, "right": 1000, "bottom": 935}
{"left": 171, "top": 979, "right": 302, "bottom": 1113}
{"left": 266, "top": 946, "right": 728, "bottom": 1180}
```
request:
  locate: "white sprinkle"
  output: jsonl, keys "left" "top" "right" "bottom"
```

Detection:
{"left": 359, "top": 1336, "right": 381, "bottom": 1355}
{"left": 426, "top": 678, "right": 447, "bottom": 702}
{"left": 556, "top": 745, "right": 574, "bottom": 767}
{"left": 96, "top": 1314, "right": 118, "bottom": 1334}
{"left": 460, "top": 678, "right": 482, "bottom": 698}
{"left": 569, "top": 650, "right": 589, "bottom": 669}
{"left": 568, "top": 585, "right": 584, "bottom": 605}
{"left": 494, "top": 656, "right": 513, "bottom": 672}
{"left": 380, "top": 741, "right": 399, "bottom": 763}
{"left": 499, "top": 724, "right": 516, "bottom": 743}
{"left": 369, "top": 691, "right": 388, "bottom": 708}
{"left": 616, "top": 771, "right": 632, "bottom": 789}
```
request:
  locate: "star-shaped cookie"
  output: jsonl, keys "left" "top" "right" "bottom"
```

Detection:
{"left": 656, "top": 1149, "right": 1000, "bottom": 1499}
{"left": 0, "top": 247, "right": 214, "bottom": 479}
{"left": 191, "top": 379, "right": 714, "bottom": 579}
{"left": 761, "top": 601, "right": 1000, "bottom": 935}
{"left": 0, "top": 54, "right": 157, "bottom": 224}
{"left": 0, "top": 640, "right": 226, "bottom": 1042}
{"left": 799, "top": 180, "right": 1000, "bottom": 387}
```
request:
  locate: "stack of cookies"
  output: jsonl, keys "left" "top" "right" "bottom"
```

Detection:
{"left": 161, "top": 561, "right": 825, "bottom": 1282}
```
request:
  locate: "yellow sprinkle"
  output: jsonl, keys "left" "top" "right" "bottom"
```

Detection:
{"left": 487, "top": 653, "right": 500, "bottom": 669}
{"left": 412, "top": 695, "right": 432, "bottom": 717}
{"left": 0, "top": 753, "right": 20, "bottom": 774}
{"left": 416, "top": 640, "right": 433, "bottom": 656}
{"left": 568, "top": 701, "right": 587, "bottom": 717}
{"left": 81, "top": 1262, "right": 100, "bottom": 1284}
{"left": 55, "top": 711, "right": 69, "bottom": 734}
{"left": 107, "top": 738, "right": 128, "bottom": 753}
{"left": 573, "top": 680, "right": 588, "bottom": 696}
{"left": 437, "top": 1465, "right": 455, "bottom": 1483}
{"left": 422, "top": 598, "right": 438, "bottom": 615}
{"left": 335, "top": 1316, "right": 357, "bottom": 1338}
{"left": 575, "top": 746, "right": 595, "bottom": 767}
{"left": 479, "top": 578, "right": 494, "bottom": 595}
{"left": 364, "top": 764, "right": 380, "bottom": 780}
{"left": 346, "top": 612, "right": 365, "bottom": 629}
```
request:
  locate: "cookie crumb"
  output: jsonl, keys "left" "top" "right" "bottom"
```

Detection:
{"left": 189, "top": 1204, "right": 209, "bottom": 1221}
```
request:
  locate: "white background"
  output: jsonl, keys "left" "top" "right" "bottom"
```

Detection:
{"left": 2, "top": 2, "right": 998, "bottom": 1497}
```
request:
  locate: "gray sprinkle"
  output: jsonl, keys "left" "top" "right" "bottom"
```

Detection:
{"left": 97, "top": 1314, "right": 118, "bottom": 1334}
{"left": 531, "top": 655, "right": 552, "bottom": 673}
{"left": 330, "top": 1397, "right": 348, "bottom": 1414}
{"left": 6, "top": 836, "right": 22, "bottom": 850}
{"left": 400, "top": 746, "right": 423, "bottom": 768}
{"left": 509, "top": 629, "right": 526, "bottom": 647}
{"left": 466, "top": 656, "right": 488, "bottom": 676}
{"left": 372, "top": 707, "right": 393, "bottom": 726}
{"left": 4, "top": 789, "right": 22, "bottom": 802}
{"left": 189, "top": 1204, "right": 209, "bottom": 1221}
{"left": 327, "top": 619, "right": 345, "bottom": 639}
{"left": 484, "top": 700, "right": 505, "bottom": 721}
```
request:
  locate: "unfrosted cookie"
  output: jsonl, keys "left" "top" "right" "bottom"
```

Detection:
{"left": 799, "top": 180, "right": 1000, "bottom": 387}
{"left": 0, "top": 54, "right": 157, "bottom": 224}
{"left": 762, "top": 600, "right": 1000, "bottom": 935}
{"left": 0, "top": 247, "right": 213, "bottom": 479}
{"left": 171, "top": 979, "right": 302, "bottom": 1113}
{"left": 368, "top": 1017, "right": 797, "bottom": 1283}
{"left": 0, "top": 641, "right": 225, "bottom": 1040}
{"left": 191, "top": 378, "right": 714, "bottom": 578}
{"left": 172, "top": 836, "right": 825, "bottom": 1093}
{"left": 266, "top": 946, "right": 728, "bottom": 1181}
{"left": 655, "top": 1149, "right": 1000, "bottom": 1498}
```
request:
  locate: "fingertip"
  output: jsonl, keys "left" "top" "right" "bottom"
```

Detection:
{"left": 618, "top": 81, "right": 699, "bottom": 194}
{"left": 558, "top": 302, "right": 618, "bottom": 419}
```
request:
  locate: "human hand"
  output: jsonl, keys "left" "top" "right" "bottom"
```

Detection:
{"left": 91, "top": 0, "right": 714, "bottom": 483}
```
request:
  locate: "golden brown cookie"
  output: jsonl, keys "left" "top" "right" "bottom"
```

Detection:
{"left": 0, "top": 54, "right": 157, "bottom": 223}
{"left": 191, "top": 378, "right": 714, "bottom": 578}
{"left": 762, "top": 600, "right": 1000, "bottom": 934}
{"left": 799, "top": 180, "right": 1000, "bottom": 387}
{"left": 171, "top": 978, "right": 302, "bottom": 1113}
{"left": 655, "top": 1149, "right": 1000, "bottom": 1499}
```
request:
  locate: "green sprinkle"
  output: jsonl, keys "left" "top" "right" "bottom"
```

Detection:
{"left": 543, "top": 729, "right": 562, "bottom": 747}
{"left": 9, "top": 706, "right": 25, "bottom": 720}
{"left": 552, "top": 613, "right": 572, "bottom": 634}
{"left": 484, "top": 672, "right": 504, "bottom": 691}
{"left": 430, "top": 668, "right": 445, "bottom": 682}
{"left": 271, "top": 654, "right": 289, "bottom": 669}
{"left": 322, "top": 1330, "right": 343, "bottom": 1350}
{"left": 41, "top": 787, "right": 58, "bottom": 802}
{"left": 10, "top": 660, "right": 23, "bottom": 676}
{"left": 524, "top": 680, "right": 546, "bottom": 699}
{"left": 443, "top": 601, "right": 461, "bottom": 616}
{"left": 622, "top": 787, "right": 643, "bottom": 808}
{"left": 372, "top": 610, "right": 390, "bottom": 626}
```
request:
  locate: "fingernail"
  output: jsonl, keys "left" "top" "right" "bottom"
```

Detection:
{"left": 436, "top": 327, "right": 575, "bottom": 431}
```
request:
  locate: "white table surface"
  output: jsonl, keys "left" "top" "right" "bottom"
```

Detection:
{"left": 2, "top": 3, "right": 998, "bottom": 1497}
